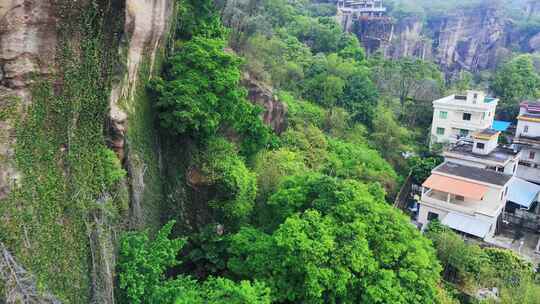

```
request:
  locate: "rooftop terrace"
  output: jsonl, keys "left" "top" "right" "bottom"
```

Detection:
{"left": 434, "top": 162, "right": 512, "bottom": 186}
{"left": 445, "top": 143, "right": 519, "bottom": 165}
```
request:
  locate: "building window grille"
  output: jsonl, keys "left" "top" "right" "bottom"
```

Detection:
{"left": 524, "top": 125, "right": 529, "bottom": 133}
{"left": 436, "top": 127, "right": 445, "bottom": 135}
{"left": 440, "top": 111, "right": 448, "bottom": 119}
{"left": 476, "top": 143, "right": 485, "bottom": 150}
{"left": 463, "top": 113, "right": 472, "bottom": 121}
{"left": 530, "top": 151, "right": 536, "bottom": 160}
{"left": 427, "top": 212, "right": 439, "bottom": 221}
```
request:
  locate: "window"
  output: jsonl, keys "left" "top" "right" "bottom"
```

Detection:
{"left": 455, "top": 195, "right": 464, "bottom": 201}
{"left": 439, "top": 111, "right": 448, "bottom": 119}
{"left": 476, "top": 142, "right": 485, "bottom": 150}
{"left": 530, "top": 151, "right": 536, "bottom": 160}
{"left": 482, "top": 112, "right": 486, "bottom": 120}
{"left": 463, "top": 113, "right": 472, "bottom": 121}
{"left": 524, "top": 125, "right": 529, "bottom": 133}
{"left": 436, "top": 127, "right": 445, "bottom": 135}
{"left": 504, "top": 187, "right": 508, "bottom": 196}
{"left": 427, "top": 212, "right": 439, "bottom": 221}
{"left": 459, "top": 129, "right": 469, "bottom": 137}
{"left": 513, "top": 164, "right": 517, "bottom": 173}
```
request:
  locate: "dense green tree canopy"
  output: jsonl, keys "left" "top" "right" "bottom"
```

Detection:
{"left": 228, "top": 174, "right": 442, "bottom": 303}
{"left": 491, "top": 54, "right": 540, "bottom": 117}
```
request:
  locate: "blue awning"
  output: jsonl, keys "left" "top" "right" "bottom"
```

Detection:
{"left": 492, "top": 120, "right": 511, "bottom": 132}
{"left": 507, "top": 178, "right": 540, "bottom": 209}
{"left": 442, "top": 213, "right": 492, "bottom": 238}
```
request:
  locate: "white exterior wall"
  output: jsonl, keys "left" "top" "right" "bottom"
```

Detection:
{"left": 516, "top": 146, "right": 540, "bottom": 184}
{"left": 418, "top": 181, "right": 507, "bottom": 240}
{"left": 516, "top": 119, "right": 540, "bottom": 138}
{"left": 472, "top": 138, "right": 498, "bottom": 155}
{"left": 431, "top": 92, "right": 497, "bottom": 144}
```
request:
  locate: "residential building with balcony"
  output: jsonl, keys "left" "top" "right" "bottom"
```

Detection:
{"left": 430, "top": 91, "right": 498, "bottom": 145}
{"left": 513, "top": 101, "right": 540, "bottom": 184}
{"left": 418, "top": 162, "right": 512, "bottom": 240}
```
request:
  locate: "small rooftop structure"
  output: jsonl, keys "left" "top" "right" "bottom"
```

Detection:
{"left": 445, "top": 142, "right": 519, "bottom": 165}
{"left": 434, "top": 162, "right": 512, "bottom": 186}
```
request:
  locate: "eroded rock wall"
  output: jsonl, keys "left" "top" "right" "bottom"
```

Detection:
{"left": 0, "top": 0, "right": 57, "bottom": 200}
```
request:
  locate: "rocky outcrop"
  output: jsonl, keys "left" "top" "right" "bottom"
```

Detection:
{"left": 241, "top": 72, "right": 288, "bottom": 134}
{"left": 0, "top": 1, "right": 58, "bottom": 200}
{"left": 109, "top": 0, "right": 173, "bottom": 162}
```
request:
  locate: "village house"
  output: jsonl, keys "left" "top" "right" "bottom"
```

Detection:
{"left": 430, "top": 91, "right": 498, "bottom": 145}
{"left": 514, "top": 101, "right": 540, "bottom": 184}
{"left": 418, "top": 162, "right": 511, "bottom": 240}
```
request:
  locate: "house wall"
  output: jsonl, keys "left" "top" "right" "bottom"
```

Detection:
{"left": 431, "top": 93, "right": 497, "bottom": 144}
{"left": 516, "top": 119, "right": 540, "bottom": 138}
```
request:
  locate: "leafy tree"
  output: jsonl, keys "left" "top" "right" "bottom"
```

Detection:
{"left": 118, "top": 221, "right": 270, "bottom": 304}
{"left": 371, "top": 56, "right": 443, "bottom": 121}
{"left": 118, "top": 221, "right": 185, "bottom": 304}
{"left": 340, "top": 66, "right": 379, "bottom": 126}
{"left": 370, "top": 106, "right": 412, "bottom": 170}
{"left": 177, "top": 0, "right": 226, "bottom": 40}
{"left": 491, "top": 54, "right": 540, "bottom": 118}
{"left": 253, "top": 148, "right": 307, "bottom": 200}
{"left": 149, "top": 36, "right": 272, "bottom": 153}
{"left": 324, "top": 138, "right": 398, "bottom": 193}
{"left": 408, "top": 156, "right": 444, "bottom": 184}
{"left": 281, "top": 124, "right": 329, "bottom": 170}
{"left": 198, "top": 137, "right": 257, "bottom": 227}
{"left": 229, "top": 174, "right": 442, "bottom": 303}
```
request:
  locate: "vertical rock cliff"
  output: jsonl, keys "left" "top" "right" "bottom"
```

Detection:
{"left": 0, "top": 1, "right": 175, "bottom": 303}
{"left": 347, "top": 2, "right": 537, "bottom": 76}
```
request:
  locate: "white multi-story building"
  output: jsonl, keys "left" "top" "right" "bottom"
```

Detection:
{"left": 430, "top": 91, "right": 498, "bottom": 145}
{"left": 514, "top": 101, "right": 540, "bottom": 184}
{"left": 418, "top": 162, "right": 512, "bottom": 240}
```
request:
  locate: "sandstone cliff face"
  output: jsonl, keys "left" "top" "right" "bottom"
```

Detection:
{"left": 109, "top": 0, "right": 174, "bottom": 229}
{"left": 349, "top": 3, "right": 534, "bottom": 76}
{"left": 0, "top": 1, "right": 175, "bottom": 303}
{"left": 0, "top": 0, "right": 57, "bottom": 200}
{"left": 241, "top": 72, "right": 288, "bottom": 135}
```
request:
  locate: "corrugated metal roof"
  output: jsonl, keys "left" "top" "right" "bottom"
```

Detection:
{"left": 442, "top": 213, "right": 492, "bottom": 238}
{"left": 507, "top": 177, "right": 540, "bottom": 209}
{"left": 423, "top": 174, "right": 488, "bottom": 200}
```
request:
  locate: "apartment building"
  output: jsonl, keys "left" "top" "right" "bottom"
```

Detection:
{"left": 514, "top": 101, "right": 540, "bottom": 184}
{"left": 431, "top": 91, "right": 498, "bottom": 145}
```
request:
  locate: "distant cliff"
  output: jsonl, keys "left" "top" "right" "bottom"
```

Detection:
{"left": 344, "top": 1, "right": 540, "bottom": 77}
